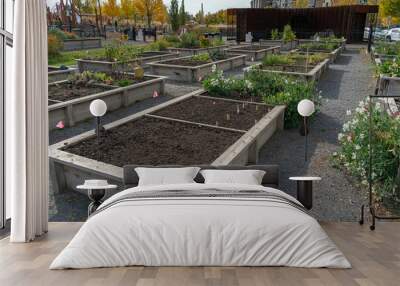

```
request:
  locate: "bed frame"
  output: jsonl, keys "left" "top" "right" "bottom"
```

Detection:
{"left": 123, "top": 165, "right": 280, "bottom": 189}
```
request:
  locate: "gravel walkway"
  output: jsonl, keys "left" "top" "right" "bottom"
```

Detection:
{"left": 49, "top": 46, "right": 375, "bottom": 222}
{"left": 258, "top": 45, "right": 376, "bottom": 221}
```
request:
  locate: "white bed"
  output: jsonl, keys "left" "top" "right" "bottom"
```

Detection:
{"left": 50, "top": 179, "right": 351, "bottom": 269}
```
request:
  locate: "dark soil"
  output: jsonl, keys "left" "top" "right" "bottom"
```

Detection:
{"left": 204, "top": 91, "right": 264, "bottom": 103}
{"left": 64, "top": 116, "right": 242, "bottom": 166}
{"left": 152, "top": 96, "right": 270, "bottom": 131}
{"left": 48, "top": 82, "right": 115, "bottom": 103}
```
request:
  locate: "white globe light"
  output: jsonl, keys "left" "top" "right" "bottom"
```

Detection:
{"left": 297, "top": 99, "right": 315, "bottom": 117}
{"left": 90, "top": 99, "right": 107, "bottom": 117}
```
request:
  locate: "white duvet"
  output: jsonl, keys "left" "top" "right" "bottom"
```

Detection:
{"left": 50, "top": 183, "right": 351, "bottom": 269}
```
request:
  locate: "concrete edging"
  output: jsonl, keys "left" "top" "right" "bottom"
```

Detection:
{"left": 148, "top": 54, "right": 247, "bottom": 82}
{"left": 167, "top": 45, "right": 231, "bottom": 57}
{"left": 243, "top": 58, "right": 330, "bottom": 82}
{"left": 224, "top": 45, "right": 281, "bottom": 61}
{"left": 48, "top": 75, "right": 166, "bottom": 130}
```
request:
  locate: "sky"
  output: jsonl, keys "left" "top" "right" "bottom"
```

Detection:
{"left": 47, "top": 0, "right": 251, "bottom": 15}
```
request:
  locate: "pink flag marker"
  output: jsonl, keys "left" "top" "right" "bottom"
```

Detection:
{"left": 153, "top": 91, "right": 159, "bottom": 98}
{"left": 56, "top": 121, "right": 65, "bottom": 129}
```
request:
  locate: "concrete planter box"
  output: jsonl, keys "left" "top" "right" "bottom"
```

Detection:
{"left": 48, "top": 75, "right": 165, "bottom": 131}
{"left": 244, "top": 57, "right": 330, "bottom": 82}
{"left": 76, "top": 51, "right": 178, "bottom": 73}
{"left": 259, "top": 40, "right": 298, "bottom": 51}
{"left": 294, "top": 46, "right": 342, "bottom": 63}
{"left": 225, "top": 45, "right": 280, "bottom": 61}
{"left": 62, "top": 38, "right": 102, "bottom": 51}
{"left": 298, "top": 38, "right": 346, "bottom": 50}
{"left": 49, "top": 89, "right": 285, "bottom": 194}
{"left": 167, "top": 45, "right": 230, "bottom": 57}
{"left": 48, "top": 67, "right": 78, "bottom": 83}
{"left": 148, "top": 54, "right": 246, "bottom": 82}
{"left": 370, "top": 46, "right": 397, "bottom": 62}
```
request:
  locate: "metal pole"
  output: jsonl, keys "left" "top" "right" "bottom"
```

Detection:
{"left": 96, "top": 116, "right": 101, "bottom": 161}
{"left": 304, "top": 116, "right": 308, "bottom": 162}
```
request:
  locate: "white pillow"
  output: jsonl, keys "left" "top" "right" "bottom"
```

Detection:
{"left": 200, "top": 169, "right": 266, "bottom": 185}
{"left": 135, "top": 167, "right": 200, "bottom": 186}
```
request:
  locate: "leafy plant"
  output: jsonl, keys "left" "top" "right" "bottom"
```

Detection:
{"left": 299, "top": 42, "right": 337, "bottom": 52}
{"left": 199, "top": 36, "right": 211, "bottom": 48}
{"left": 178, "top": 32, "right": 200, "bottom": 48}
{"left": 48, "top": 29, "right": 79, "bottom": 41}
{"left": 282, "top": 25, "right": 296, "bottom": 43}
{"left": 333, "top": 99, "right": 400, "bottom": 203}
{"left": 191, "top": 53, "right": 211, "bottom": 62}
{"left": 262, "top": 54, "right": 294, "bottom": 66}
{"left": 374, "top": 41, "right": 400, "bottom": 56}
{"left": 48, "top": 34, "right": 63, "bottom": 57}
{"left": 271, "top": 29, "right": 280, "bottom": 40}
{"left": 211, "top": 38, "right": 225, "bottom": 47}
{"left": 246, "top": 69, "right": 320, "bottom": 128}
{"left": 149, "top": 39, "right": 171, "bottom": 51}
{"left": 378, "top": 57, "right": 400, "bottom": 77}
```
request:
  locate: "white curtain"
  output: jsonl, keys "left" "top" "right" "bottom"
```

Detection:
{"left": 7, "top": 0, "right": 49, "bottom": 242}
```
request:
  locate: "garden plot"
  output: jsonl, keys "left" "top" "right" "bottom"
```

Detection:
{"left": 167, "top": 45, "right": 230, "bottom": 57}
{"left": 225, "top": 45, "right": 280, "bottom": 61}
{"left": 48, "top": 73, "right": 165, "bottom": 131}
{"left": 48, "top": 66, "right": 78, "bottom": 83}
{"left": 296, "top": 42, "right": 343, "bottom": 63}
{"left": 374, "top": 57, "right": 400, "bottom": 98}
{"left": 49, "top": 89, "right": 285, "bottom": 194}
{"left": 149, "top": 53, "right": 246, "bottom": 82}
{"left": 76, "top": 51, "right": 178, "bottom": 72}
{"left": 371, "top": 42, "right": 400, "bottom": 61}
{"left": 258, "top": 39, "right": 298, "bottom": 51}
{"left": 243, "top": 53, "right": 330, "bottom": 82}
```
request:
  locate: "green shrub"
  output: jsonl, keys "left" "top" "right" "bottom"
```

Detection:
{"left": 203, "top": 67, "right": 320, "bottom": 128}
{"left": 149, "top": 39, "right": 171, "bottom": 51}
{"left": 178, "top": 32, "right": 200, "bottom": 48}
{"left": 377, "top": 57, "right": 400, "bottom": 77}
{"left": 48, "top": 29, "right": 79, "bottom": 40}
{"left": 333, "top": 99, "right": 400, "bottom": 203}
{"left": 191, "top": 53, "right": 211, "bottom": 62}
{"left": 374, "top": 41, "right": 400, "bottom": 56}
{"left": 282, "top": 25, "right": 296, "bottom": 43}
{"left": 48, "top": 34, "right": 63, "bottom": 57}
{"left": 271, "top": 29, "right": 280, "bottom": 40}
{"left": 262, "top": 54, "right": 294, "bottom": 66}
{"left": 299, "top": 42, "right": 337, "bottom": 52}
{"left": 164, "top": 34, "right": 181, "bottom": 45}
{"left": 211, "top": 38, "right": 225, "bottom": 47}
{"left": 245, "top": 69, "right": 320, "bottom": 128}
{"left": 199, "top": 36, "right": 211, "bottom": 48}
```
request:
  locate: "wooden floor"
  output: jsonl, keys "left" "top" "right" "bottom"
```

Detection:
{"left": 0, "top": 222, "right": 399, "bottom": 286}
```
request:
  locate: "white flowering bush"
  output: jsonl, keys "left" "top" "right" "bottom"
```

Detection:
{"left": 333, "top": 99, "right": 400, "bottom": 203}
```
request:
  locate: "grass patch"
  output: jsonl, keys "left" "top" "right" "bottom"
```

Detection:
{"left": 48, "top": 48, "right": 106, "bottom": 67}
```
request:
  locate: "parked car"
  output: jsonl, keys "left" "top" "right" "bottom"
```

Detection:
{"left": 385, "top": 28, "right": 400, "bottom": 41}
{"left": 363, "top": 27, "right": 388, "bottom": 40}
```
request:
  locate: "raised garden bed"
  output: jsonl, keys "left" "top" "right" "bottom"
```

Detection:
{"left": 374, "top": 57, "right": 400, "bottom": 97}
{"left": 48, "top": 74, "right": 165, "bottom": 131}
{"left": 225, "top": 45, "right": 280, "bottom": 61}
{"left": 295, "top": 46, "right": 342, "bottom": 63}
{"left": 298, "top": 38, "right": 346, "bottom": 50}
{"left": 49, "top": 89, "right": 285, "bottom": 194}
{"left": 258, "top": 39, "right": 298, "bottom": 51}
{"left": 167, "top": 45, "right": 230, "bottom": 57}
{"left": 76, "top": 51, "right": 178, "bottom": 73}
{"left": 62, "top": 38, "right": 102, "bottom": 51}
{"left": 48, "top": 66, "right": 78, "bottom": 83}
{"left": 243, "top": 55, "right": 330, "bottom": 82}
{"left": 148, "top": 54, "right": 246, "bottom": 82}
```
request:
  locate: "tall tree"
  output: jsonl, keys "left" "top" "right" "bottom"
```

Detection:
{"left": 134, "top": 0, "right": 165, "bottom": 27}
{"left": 103, "top": 0, "right": 120, "bottom": 22}
{"left": 381, "top": 0, "right": 400, "bottom": 18}
{"left": 120, "top": 0, "right": 136, "bottom": 23}
{"left": 179, "top": 0, "right": 186, "bottom": 26}
{"left": 169, "top": 0, "right": 180, "bottom": 32}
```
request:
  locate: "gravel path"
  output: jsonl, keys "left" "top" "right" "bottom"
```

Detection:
{"left": 49, "top": 46, "right": 374, "bottom": 222}
{"left": 258, "top": 45, "right": 376, "bottom": 221}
